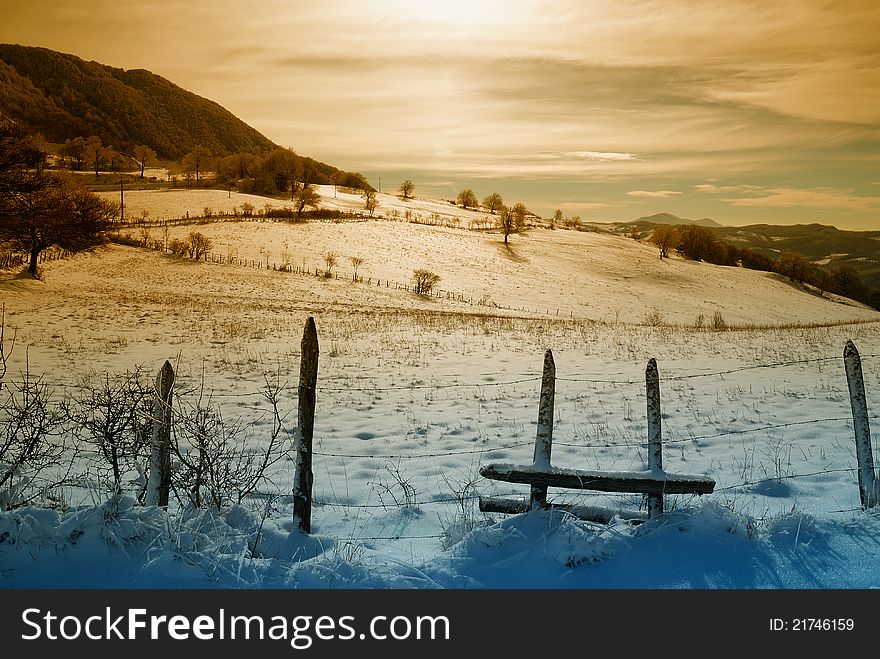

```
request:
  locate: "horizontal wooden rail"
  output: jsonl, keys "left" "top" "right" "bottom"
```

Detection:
{"left": 480, "top": 463, "right": 716, "bottom": 495}
{"left": 478, "top": 496, "right": 648, "bottom": 524}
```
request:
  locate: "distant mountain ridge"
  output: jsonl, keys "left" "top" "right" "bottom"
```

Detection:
{"left": 609, "top": 213, "right": 880, "bottom": 290}
{"left": 0, "top": 44, "right": 278, "bottom": 160}
{"left": 635, "top": 212, "right": 723, "bottom": 228}
{"left": 713, "top": 222, "right": 880, "bottom": 289}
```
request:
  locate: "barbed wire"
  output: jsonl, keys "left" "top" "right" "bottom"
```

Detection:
{"left": 11, "top": 352, "right": 878, "bottom": 399}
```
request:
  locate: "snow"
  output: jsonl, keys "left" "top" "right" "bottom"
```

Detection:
{"left": 2, "top": 191, "right": 880, "bottom": 589}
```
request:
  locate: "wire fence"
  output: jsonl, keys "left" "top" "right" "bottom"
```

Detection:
{"left": 2, "top": 339, "right": 878, "bottom": 542}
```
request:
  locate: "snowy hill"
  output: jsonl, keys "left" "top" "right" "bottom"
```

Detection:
{"left": 2, "top": 186, "right": 880, "bottom": 591}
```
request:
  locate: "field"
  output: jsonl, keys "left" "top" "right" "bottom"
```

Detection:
{"left": 2, "top": 191, "right": 880, "bottom": 588}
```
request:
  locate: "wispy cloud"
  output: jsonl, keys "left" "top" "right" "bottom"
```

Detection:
{"left": 565, "top": 151, "right": 636, "bottom": 161}
{"left": 628, "top": 190, "right": 682, "bottom": 198}
{"left": 2, "top": 0, "right": 879, "bottom": 228}
{"left": 722, "top": 187, "right": 880, "bottom": 211}
{"left": 695, "top": 183, "right": 763, "bottom": 194}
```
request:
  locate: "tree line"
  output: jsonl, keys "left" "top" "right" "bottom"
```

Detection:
{"left": 649, "top": 223, "right": 880, "bottom": 310}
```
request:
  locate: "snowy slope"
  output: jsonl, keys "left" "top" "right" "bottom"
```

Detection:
{"left": 1, "top": 197, "right": 879, "bottom": 589}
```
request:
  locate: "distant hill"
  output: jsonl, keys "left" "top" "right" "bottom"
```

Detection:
{"left": 713, "top": 223, "right": 880, "bottom": 289}
{"left": 0, "top": 44, "right": 278, "bottom": 160}
{"left": 603, "top": 215, "right": 880, "bottom": 291}
{"left": 635, "top": 212, "right": 723, "bottom": 228}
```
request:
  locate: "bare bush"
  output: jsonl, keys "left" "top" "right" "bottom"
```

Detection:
{"left": 66, "top": 367, "right": 152, "bottom": 497}
{"left": 412, "top": 269, "right": 441, "bottom": 295}
{"left": 712, "top": 311, "right": 728, "bottom": 330}
{"left": 350, "top": 256, "right": 364, "bottom": 281}
{"left": 323, "top": 251, "right": 338, "bottom": 277}
{"left": 171, "top": 368, "right": 291, "bottom": 510}
{"left": 0, "top": 304, "right": 13, "bottom": 395}
{"left": 168, "top": 238, "right": 189, "bottom": 256}
{"left": 0, "top": 367, "right": 69, "bottom": 510}
{"left": 643, "top": 309, "right": 665, "bottom": 327}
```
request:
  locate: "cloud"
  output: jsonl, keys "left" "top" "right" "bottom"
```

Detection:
{"left": 722, "top": 187, "right": 880, "bottom": 211}
{"left": 695, "top": 183, "right": 763, "bottom": 194}
{"left": 557, "top": 202, "right": 616, "bottom": 211}
{"left": 627, "top": 190, "right": 682, "bottom": 198}
{"left": 565, "top": 151, "right": 637, "bottom": 161}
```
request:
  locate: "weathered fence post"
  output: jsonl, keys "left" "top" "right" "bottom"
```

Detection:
{"left": 145, "top": 360, "right": 174, "bottom": 507}
{"left": 646, "top": 358, "right": 664, "bottom": 518}
{"left": 293, "top": 317, "right": 319, "bottom": 533}
{"left": 844, "top": 340, "right": 877, "bottom": 508}
{"left": 530, "top": 349, "right": 555, "bottom": 509}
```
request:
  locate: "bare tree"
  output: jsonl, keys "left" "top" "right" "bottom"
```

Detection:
{"left": 172, "top": 368, "right": 291, "bottom": 509}
{"left": 350, "top": 256, "right": 364, "bottom": 281}
{"left": 482, "top": 192, "right": 503, "bottom": 214}
{"left": 456, "top": 188, "right": 478, "bottom": 209}
{"left": 132, "top": 145, "right": 158, "bottom": 178}
{"left": 294, "top": 185, "right": 320, "bottom": 217}
{"left": 399, "top": 179, "right": 415, "bottom": 199}
{"left": 552, "top": 209, "right": 564, "bottom": 230}
{"left": 323, "top": 251, "right": 338, "bottom": 277}
{"left": 412, "top": 268, "right": 441, "bottom": 295}
{"left": 182, "top": 146, "right": 212, "bottom": 183}
{"left": 650, "top": 224, "right": 679, "bottom": 259}
{"left": 362, "top": 189, "right": 378, "bottom": 216}
{"left": 498, "top": 202, "right": 527, "bottom": 244}
{"left": 186, "top": 231, "right": 213, "bottom": 260}
{"left": 82, "top": 136, "right": 104, "bottom": 176}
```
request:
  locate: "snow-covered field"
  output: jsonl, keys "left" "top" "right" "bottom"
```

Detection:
{"left": 2, "top": 196, "right": 880, "bottom": 589}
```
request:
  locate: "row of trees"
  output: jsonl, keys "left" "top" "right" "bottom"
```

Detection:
{"left": 649, "top": 223, "right": 879, "bottom": 309}
{"left": 58, "top": 133, "right": 373, "bottom": 205}
{"left": 59, "top": 135, "right": 158, "bottom": 178}
{"left": 449, "top": 187, "right": 530, "bottom": 243}
{"left": 1, "top": 118, "right": 118, "bottom": 275}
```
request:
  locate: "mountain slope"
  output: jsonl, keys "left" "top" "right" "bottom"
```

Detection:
{"left": 0, "top": 44, "right": 278, "bottom": 159}
{"left": 714, "top": 223, "right": 880, "bottom": 289}
{"left": 635, "top": 212, "right": 723, "bottom": 228}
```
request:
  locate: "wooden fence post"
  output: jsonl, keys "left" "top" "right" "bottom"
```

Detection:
{"left": 646, "top": 358, "right": 663, "bottom": 518}
{"left": 530, "top": 349, "right": 555, "bottom": 509}
{"left": 844, "top": 340, "right": 877, "bottom": 508}
{"left": 293, "top": 317, "right": 319, "bottom": 533}
{"left": 145, "top": 360, "right": 174, "bottom": 507}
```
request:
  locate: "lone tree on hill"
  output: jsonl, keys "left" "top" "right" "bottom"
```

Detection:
{"left": 456, "top": 188, "right": 478, "bottom": 209}
{"left": 0, "top": 118, "right": 118, "bottom": 275}
{"left": 650, "top": 224, "right": 679, "bottom": 259}
{"left": 399, "top": 179, "right": 415, "bottom": 199}
{"left": 294, "top": 185, "right": 320, "bottom": 217}
{"left": 498, "top": 202, "right": 528, "bottom": 244}
{"left": 362, "top": 189, "right": 378, "bottom": 216}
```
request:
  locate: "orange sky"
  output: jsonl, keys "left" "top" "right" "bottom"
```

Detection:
{"left": 1, "top": 0, "right": 879, "bottom": 228}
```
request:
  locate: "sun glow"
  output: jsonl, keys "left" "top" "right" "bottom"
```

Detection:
{"left": 379, "top": 0, "right": 530, "bottom": 30}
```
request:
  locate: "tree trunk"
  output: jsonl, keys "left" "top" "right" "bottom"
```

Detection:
{"left": 29, "top": 246, "right": 40, "bottom": 274}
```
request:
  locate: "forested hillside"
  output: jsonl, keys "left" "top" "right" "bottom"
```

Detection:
{"left": 0, "top": 44, "right": 277, "bottom": 159}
